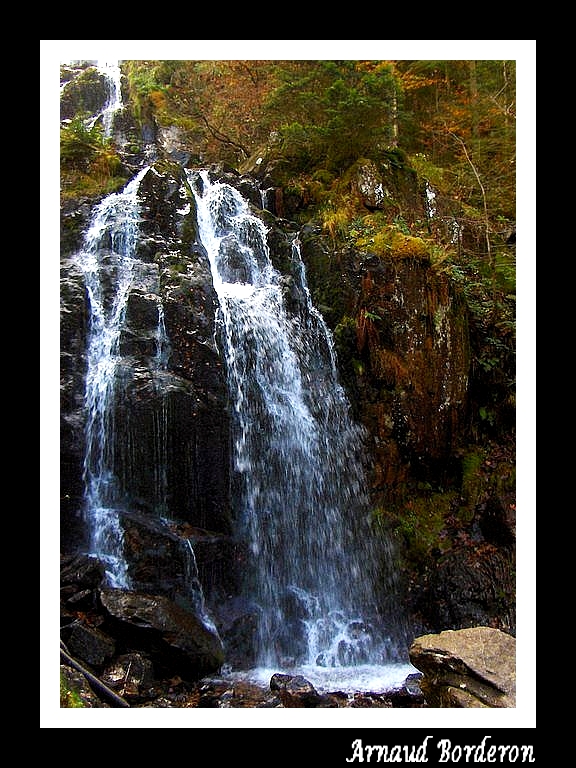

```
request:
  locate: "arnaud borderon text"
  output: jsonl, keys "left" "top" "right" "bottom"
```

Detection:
{"left": 345, "top": 736, "right": 535, "bottom": 763}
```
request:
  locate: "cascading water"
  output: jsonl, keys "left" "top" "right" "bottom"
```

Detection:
{"left": 77, "top": 167, "right": 150, "bottom": 587}
{"left": 191, "top": 170, "right": 414, "bottom": 691}
{"left": 87, "top": 60, "right": 123, "bottom": 138}
{"left": 76, "top": 165, "right": 217, "bottom": 642}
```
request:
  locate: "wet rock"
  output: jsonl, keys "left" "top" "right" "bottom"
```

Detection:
{"left": 60, "top": 66, "right": 110, "bottom": 122}
{"left": 421, "top": 545, "right": 516, "bottom": 635}
{"left": 119, "top": 511, "right": 206, "bottom": 606}
{"left": 61, "top": 554, "right": 105, "bottom": 590}
{"left": 101, "top": 652, "right": 156, "bottom": 701}
{"left": 269, "top": 673, "right": 336, "bottom": 708}
{"left": 60, "top": 159, "right": 232, "bottom": 561}
{"left": 99, "top": 588, "right": 225, "bottom": 681}
{"left": 409, "top": 626, "right": 515, "bottom": 708}
{"left": 64, "top": 622, "right": 116, "bottom": 668}
{"left": 157, "top": 125, "right": 192, "bottom": 166}
{"left": 182, "top": 527, "right": 242, "bottom": 608}
{"left": 384, "top": 673, "right": 426, "bottom": 707}
{"left": 214, "top": 597, "right": 260, "bottom": 670}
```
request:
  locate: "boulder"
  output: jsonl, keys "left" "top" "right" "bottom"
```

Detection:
{"left": 409, "top": 626, "right": 515, "bottom": 707}
{"left": 65, "top": 622, "right": 116, "bottom": 668}
{"left": 101, "top": 652, "right": 156, "bottom": 701}
{"left": 60, "top": 65, "right": 110, "bottom": 122}
{"left": 99, "top": 588, "right": 225, "bottom": 681}
{"left": 269, "top": 673, "right": 337, "bottom": 708}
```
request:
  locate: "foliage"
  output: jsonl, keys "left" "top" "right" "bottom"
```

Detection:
{"left": 124, "top": 60, "right": 277, "bottom": 165}
{"left": 123, "top": 60, "right": 177, "bottom": 125}
{"left": 320, "top": 192, "right": 361, "bottom": 243}
{"left": 392, "top": 60, "right": 516, "bottom": 220}
{"left": 265, "top": 61, "right": 398, "bottom": 174}
{"left": 354, "top": 225, "right": 430, "bottom": 261}
{"left": 60, "top": 116, "right": 127, "bottom": 199}
{"left": 60, "top": 671, "right": 85, "bottom": 708}
{"left": 61, "top": 116, "right": 107, "bottom": 165}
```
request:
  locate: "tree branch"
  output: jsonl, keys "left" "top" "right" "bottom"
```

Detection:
{"left": 449, "top": 130, "right": 496, "bottom": 318}
{"left": 60, "top": 641, "right": 131, "bottom": 708}
{"left": 198, "top": 114, "right": 250, "bottom": 158}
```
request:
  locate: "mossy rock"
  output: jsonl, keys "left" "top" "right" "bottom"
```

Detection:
{"left": 355, "top": 226, "right": 430, "bottom": 262}
{"left": 60, "top": 66, "right": 109, "bottom": 122}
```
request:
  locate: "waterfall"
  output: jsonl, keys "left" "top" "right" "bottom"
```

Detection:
{"left": 76, "top": 165, "right": 217, "bottom": 641}
{"left": 424, "top": 180, "right": 437, "bottom": 219}
{"left": 77, "top": 167, "right": 149, "bottom": 586}
{"left": 191, "top": 170, "right": 411, "bottom": 688}
{"left": 85, "top": 60, "right": 123, "bottom": 138}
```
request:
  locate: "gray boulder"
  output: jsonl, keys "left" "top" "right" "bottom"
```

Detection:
{"left": 409, "top": 626, "right": 515, "bottom": 707}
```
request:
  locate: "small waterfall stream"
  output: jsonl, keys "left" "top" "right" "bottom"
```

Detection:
{"left": 87, "top": 60, "right": 123, "bottom": 138}
{"left": 191, "top": 170, "right": 413, "bottom": 690}
{"left": 77, "top": 167, "right": 150, "bottom": 586}
{"left": 76, "top": 166, "right": 216, "bottom": 637}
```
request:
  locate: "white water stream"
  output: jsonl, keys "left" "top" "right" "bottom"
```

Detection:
{"left": 191, "top": 170, "right": 415, "bottom": 691}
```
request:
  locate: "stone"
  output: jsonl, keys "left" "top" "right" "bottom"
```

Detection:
{"left": 269, "top": 673, "right": 336, "bottom": 708}
{"left": 64, "top": 622, "right": 116, "bottom": 668}
{"left": 99, "top": 588, "right": 225, "bottom": 681}
{"left": 353, "top": 158, "right": 389, "bottom": 210}
{"left": 409, "top": 626, "right": 515, "bottom": 708}
{"left": 101, "top": 652, "right": 156, "bottom": 700}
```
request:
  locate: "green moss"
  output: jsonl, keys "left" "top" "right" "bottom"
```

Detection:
{"left": 460, "top": 448, "right": 485, "bottom": 518}
{"left": 60, "top": 170, "right": 128, "bottom": 201}
{"left": 311, "top": 168, "right": 335, "bottom": 185}
{"left": 60, "top": 671, "right": 85, "bottom": 708}
{"left": 355, "top": 225, "right": 430, "bottom": 261}
{"left": 333, "top": 315, "right": 357, "bottom": 345}
{"left": 352, "top": 358, "right": 365, "bottom": 376}
{"left": 60, "top": 116, "right": 129, "bottom": 200}
{"left": 409, "top": 153, "right": 446, "bottom": 190}
{"left": 381, "top": 147, "right": 409, "bottom": 170}
{"left": 374, "top": 488, "right": 458, "bottom": 570}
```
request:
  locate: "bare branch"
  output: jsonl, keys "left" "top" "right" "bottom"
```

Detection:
{"left": 198, "top": 113, "right": 250, "bottom": 158}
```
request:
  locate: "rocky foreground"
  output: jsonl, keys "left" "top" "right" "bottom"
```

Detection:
{"left": 60, "top": 554, "right": 514, "bottom": 709}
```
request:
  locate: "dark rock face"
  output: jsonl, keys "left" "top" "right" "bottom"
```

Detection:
{"left": 300, "top": 233, "right": 470, "bottom": 486}
{"left": 60, "top": 257, "right": 90, "bottom": 553}
{"left": 59, "top": 160, "right": 238, "bottom": 691}
{"left": 60, "top": 554, "right": 224, "bottom": 687}
{"left": 60, "top": 160, "right": 232, "bottom": 563}
{"left": 419, "top": 545, "right": 515, "bottom": 635}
